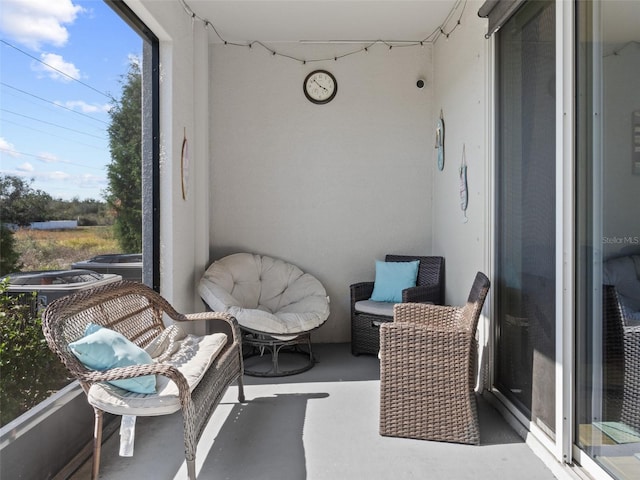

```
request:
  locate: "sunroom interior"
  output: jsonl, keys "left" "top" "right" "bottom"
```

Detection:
{"left": 2, "top": 0, "right": 639, "bottom": 479}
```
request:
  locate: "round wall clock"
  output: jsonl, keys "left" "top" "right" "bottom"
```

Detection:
{"left": 303, "top": 70, "right": 337, "bottom": 104}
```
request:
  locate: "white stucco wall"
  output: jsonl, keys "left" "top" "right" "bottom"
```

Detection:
{"left": 127, "top": 0, "right": 213, "bottom": 329}
{"left": 603, "top": 42, "right": 640, "bottom": 259}
{"left": 127, "top": 0, "right": 490, "bottom": 343}
{"left": 209, "top": 43, "right": 434, "bottom": 342}
{"left": 431, "top": 1, "right": 490, "bottom": 305}
{"left": 431, "top": 1, "right": 490, "bottom": 385}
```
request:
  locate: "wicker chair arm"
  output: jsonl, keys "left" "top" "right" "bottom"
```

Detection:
{"left": 623, "top": 325, "right": 640, "bottom": 355}
{"left": 350, "top": 282, "right": 375, "bottom": 304}
{"left": 402, "top": 284, "right": 441, "bottom": 304}
{"left": 393, "top": 303, "right": 463, "bottom": 331}
{"left": 380, "top": 322, "right": 473, "bottom": 360}
{"left": 78, "top": 362, "right": 190, "bottom": 392}
{"left": 181, "top": 311, "right": 243, "bottom": 343}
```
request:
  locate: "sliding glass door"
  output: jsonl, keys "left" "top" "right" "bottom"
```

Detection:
{"left": 576, "top": 1, "right": 640, "bottom": 478}
{"left": 494, "top": 0, "right": 557, "bottom": 439}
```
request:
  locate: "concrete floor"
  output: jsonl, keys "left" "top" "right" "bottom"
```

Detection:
{"left": 70, "top": 344, "right": 560, "bottom": 480}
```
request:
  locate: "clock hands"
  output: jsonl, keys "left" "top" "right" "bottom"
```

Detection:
{"left": 304, "top": 70, "right": 336, "bottom": 104}
{"left": 312, "top": 79, "right": 328, "bottom": 92}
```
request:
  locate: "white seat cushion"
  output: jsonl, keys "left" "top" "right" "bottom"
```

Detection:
{"left": 87, "top": 325, "right": 227, "bottom": 416}
{"left": 354, "top": 300, "right": 395, "bottom": 317}
{"left": 198, "top": 253, "right": 330, "bottom": 335}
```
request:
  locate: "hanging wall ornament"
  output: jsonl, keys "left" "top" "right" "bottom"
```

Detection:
{"left": 459, "top": 144, "right": 468, "bottom": 223}
{"left": 435, "top": 109, "right": 445, "bottom": 171}
{"left": 181, "top": 128, "right": 190, "bottom": 200}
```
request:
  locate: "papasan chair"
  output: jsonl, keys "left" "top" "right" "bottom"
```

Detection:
{"left": 198, "top": 253, "right": 330, "bottom": 376}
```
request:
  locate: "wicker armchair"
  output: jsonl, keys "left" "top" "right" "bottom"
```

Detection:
{"left": 603, "top": 284, "right": 640, "bottom": 432}
{"left": 42, "top": 281, "right": 245, "bottom": 480}
{"left": 379, "top": 271, "right": 490, "bottom": 444}
{"left": 350, "top": 255, "right": 445, "bottom": 356}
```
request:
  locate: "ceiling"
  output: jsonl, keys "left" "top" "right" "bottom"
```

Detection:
{"left": 185, "top": 0, "right": 461, "bottom": 44}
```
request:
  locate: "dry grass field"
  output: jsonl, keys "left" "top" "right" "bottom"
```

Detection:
{"left": 13, "top": 226, "right": 120, "bottom": 272}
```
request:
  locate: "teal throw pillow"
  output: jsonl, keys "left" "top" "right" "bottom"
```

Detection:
{"left": 69, "top": 323, "right": 156, "bottom": 394}
{"left": 370, "top": 260, "right": 420, "bottom": 303}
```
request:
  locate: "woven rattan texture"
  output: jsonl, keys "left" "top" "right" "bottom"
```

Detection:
{"left": 602, "top": 285, "right": 640, "bottom": 433}
{"left": 350, "top": 255, "right": 444, "bottom": 356}
{"left": 42, "top": 280, "right": 244, "bottom": 480}
{"left": 603, "top": 285, "right": 625, "bottom": 422}
{"left": 379, "top": 272, "right": 489, "bottom": 445}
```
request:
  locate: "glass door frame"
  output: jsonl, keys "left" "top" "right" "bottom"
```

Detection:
{"left": 487, "top": 0, "right": 576, "bottom": 469}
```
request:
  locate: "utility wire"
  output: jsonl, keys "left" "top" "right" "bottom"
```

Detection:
{"left": 0, "top": 147, "right": 106, "bottom": 171}
{"left": 0, "top": 39, "right": 115, "bottom": 100}
{"left": 2, "top": 118, "right": 106, "bottom": 151}
{"left": 1, "top": 82, "right": 110, "bottom": 125}
{"left": 1, "top": 108, "right": 107, "bottom": 140}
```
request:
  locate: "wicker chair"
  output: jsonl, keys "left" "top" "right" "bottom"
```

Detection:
{"left": 42, "top": 280, "right": 245, "bottom": 480}
{"left": 379, "top": 271, "right": 490, "bottom": 444}
{"left": 603, "top": 284, "right": 640, "bottom": 432}
{"left": 350, "top": 255, "right": 445, "bottom": 356}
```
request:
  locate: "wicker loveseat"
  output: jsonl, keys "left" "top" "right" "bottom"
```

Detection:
{"left": 198, "top": 253, "right": 330, "bottom": 376}
{"left": 42, "top": 280, "right": 245, "bottom": 480}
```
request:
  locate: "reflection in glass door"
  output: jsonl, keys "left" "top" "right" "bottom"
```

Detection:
{"left": 494, "top": 0, "right": 557, "bottom": 439}
{"left": 576, "top": 1, "right": 640, "bottom": 479}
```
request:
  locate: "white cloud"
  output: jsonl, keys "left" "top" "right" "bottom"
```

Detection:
{"left": 37, "top": 152, "right": 59, "bottom": 163}
{"left": 58, "top": 100, "right": 111, "bottom": 114}
{"left": 77, "top": 173, "right": 107, "bottom": 189}
{"left": 128, "top": 54, "right": 141, "bottom": 67}
{"left": 0, "top": 0, "right": 84, "bottom": 50}
{"left": 17, "top": 162, "right": 35, "bottom": 173}
{"left": 32, "top": 53, "right": 81, "bottom": 82}
{"left": 0, "top": 167, "right": 107, "bottom": 200}
{"left": 0, "top": 137, "right": 21, "bottom": 157}
{"left": 49, "top": 171, "right": 72, "bottom": 181}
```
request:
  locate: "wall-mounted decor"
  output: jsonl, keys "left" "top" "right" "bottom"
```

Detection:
{"left": 435, "top": 110, "right": 445, "bottom": 171}
{"left": 303, "top": 70, "right": 337, "bottom": 104}
{"left": 181, "top": 128, "right": 189, "bottom": 200}
{"left": 633, "top": 109, "right": 640, "bottom": 175}
{"left": 460, "top": 144, "right": 468, "bottom": 223}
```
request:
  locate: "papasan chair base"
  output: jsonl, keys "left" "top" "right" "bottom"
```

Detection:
{"left": 241, "top": 327, "right": 316, "bottom": 377}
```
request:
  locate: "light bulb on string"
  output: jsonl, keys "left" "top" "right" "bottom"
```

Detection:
{"left": 179, "top": 0, "right": 468, "bottom": 65}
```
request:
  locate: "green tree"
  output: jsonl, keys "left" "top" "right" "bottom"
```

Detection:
{"left": 0, "top": 175, "right": 52, "bottom": 226}
{"left": 0, "top": 175, "right": 51, "bottom": 276}
{"left": 0, "top": 225, "right": 23, "bottom": 276}
{"left": 105, "top": 60, "right": 142, "bottom": 253}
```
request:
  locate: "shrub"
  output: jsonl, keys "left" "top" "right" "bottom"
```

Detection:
{"left": 0, "top": 279, "right": 71, "bottom": 427}
{"left": 0, "top": 225, "right": 23, "bottom": 276}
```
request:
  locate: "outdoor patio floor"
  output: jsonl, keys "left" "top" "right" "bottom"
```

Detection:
{"left": 69, "top": 343, "right": 560, "bottom": 480}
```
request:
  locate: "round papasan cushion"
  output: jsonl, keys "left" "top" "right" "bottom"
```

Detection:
{"left": 198, "top": 253, "right": 330, "bottom": 337}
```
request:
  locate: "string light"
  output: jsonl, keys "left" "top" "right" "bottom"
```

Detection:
{"left": 178, "top": 0, "right": 468, "bottom": 64}
{"left": 604, "top": 40, "right": 640, "bottom": 58}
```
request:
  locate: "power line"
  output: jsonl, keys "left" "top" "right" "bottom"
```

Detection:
{"left": 1, "top": 82, "right": 110, "bottom": 125}
{"left": 0, "top": 147, "right": 106, "bottom": 171}
{"left": 0, "top": 39, "right": 115, "bottom": 100}
{"left": 1, "top": 108, "right": 108, "bottom": 140}
{"left": 2, "top": 118, "right": 106, "bottom": 152}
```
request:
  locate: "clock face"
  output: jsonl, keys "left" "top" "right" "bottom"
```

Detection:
{"left": 304, "top": 70, "right": 337, "bottom": 104}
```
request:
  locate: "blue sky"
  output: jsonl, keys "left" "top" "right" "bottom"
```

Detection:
{"left": 0, "top": 0, "right": 142, "bottom": 201}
